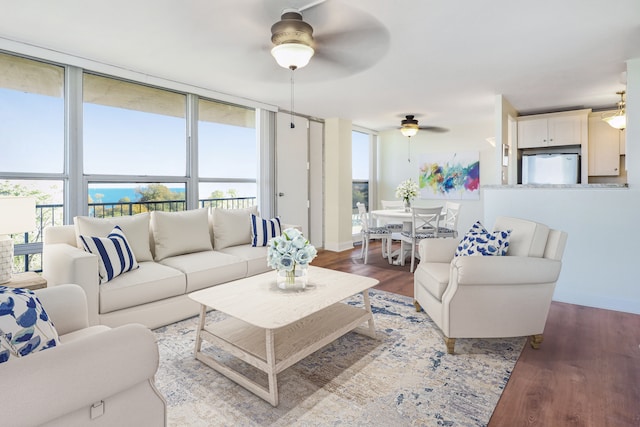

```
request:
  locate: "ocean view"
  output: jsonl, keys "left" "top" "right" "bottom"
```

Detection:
{"left": 89, "top": 187, "right": 184, "bottom": 203}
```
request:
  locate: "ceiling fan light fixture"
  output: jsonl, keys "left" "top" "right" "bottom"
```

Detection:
{"left": 400, "top": 115, "right": 419, "bottom": 137}
{"left": 400, "top": 124, "right": 419, "bottom": 137}
{"left": 271, "top": 43, "right": 315, "bottom": 70}
{"left": 602, "top": 91, "right": 626, "bottom": 130}
{"left": 270, "top": 10, "right": 315, "bottom": 70}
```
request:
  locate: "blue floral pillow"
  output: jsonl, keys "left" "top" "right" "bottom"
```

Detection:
{"left": 455, "top": 221, "right": 511, "bottom": 257}
{"left": 0, "top": 286, "right": 60, "bottom": 364}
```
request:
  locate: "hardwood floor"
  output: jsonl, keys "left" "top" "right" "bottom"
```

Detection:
{"left": 312, "top": 242, "right": 640, "bottom": 427}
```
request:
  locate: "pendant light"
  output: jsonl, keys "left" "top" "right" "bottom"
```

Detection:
{"left": 602, "top": 91, "right": 626, "bottom": 130}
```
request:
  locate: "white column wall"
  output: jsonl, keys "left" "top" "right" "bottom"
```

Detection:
{"left": 323, "top": 118, "right": 354, "bottom": 252}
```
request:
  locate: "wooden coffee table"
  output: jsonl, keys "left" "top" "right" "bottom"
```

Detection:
{"left": 188, "top": 265, "right": 378, "bottom": 406}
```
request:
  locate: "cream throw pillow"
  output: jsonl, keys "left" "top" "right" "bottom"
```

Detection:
{"left": 151, "top": 208, "right": 213, "bottom": 261}
{"left": 212, "top": 206, "right": 258, "bottom": 250}
{"left": 74, "top": 212, "right": 153, "bottom": 262}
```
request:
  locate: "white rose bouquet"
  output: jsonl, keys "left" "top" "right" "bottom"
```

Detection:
{"left": 395, "top": 178, "right": 419, "bottom": 204}
{"left": 267, "top": 228, "right": 317, "bottom": 283}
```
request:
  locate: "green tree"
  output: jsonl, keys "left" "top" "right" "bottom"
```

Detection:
{"left": 210, "top": 190, "right": 224, "bottom": 199}
{"left": 136, "top": 184, "right": 181, "bottom": 202}
{"left": 227, "top": 189, "right": 238, "bottom": 198}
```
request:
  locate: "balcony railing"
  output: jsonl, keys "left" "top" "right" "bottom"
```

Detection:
{"left": 13, "top": 197, "right": 257, "bottom": 273}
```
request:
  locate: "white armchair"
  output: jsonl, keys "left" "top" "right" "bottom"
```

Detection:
{"left": 0, "top": 284, "right": 166, "bottom": 426}
{"left": 413, "top": 216, "right": 568, "bottom": 354}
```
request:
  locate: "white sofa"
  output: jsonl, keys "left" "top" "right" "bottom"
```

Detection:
{"left": 414, "top": 216, "right": 568, "bottom": 354}
{"left": 43, "top": 207, "right": 280, "bottom": 329}
{"left": 0, "top": 284, "right": 166, "bottom": 426}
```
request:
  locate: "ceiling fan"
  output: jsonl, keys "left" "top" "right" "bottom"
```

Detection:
{"left": 398, "top": 115, "right": 449, "bottom": 162}
{"left": 239, "top": 1, "right": 390, "bottom": 82}
{"left": 399, "top": 115, "right": 449, "bottom": 136}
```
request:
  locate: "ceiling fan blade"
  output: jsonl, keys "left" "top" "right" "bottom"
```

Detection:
{"left": 419, "top": 126, "right": 450, "bottom": 133}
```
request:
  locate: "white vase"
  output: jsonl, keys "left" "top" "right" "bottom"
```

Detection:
{"left": 276, "top": 267, "right": 308, "bottom": 289}
{"left": 404, "top": 200, "right": 411, "bottom": 212}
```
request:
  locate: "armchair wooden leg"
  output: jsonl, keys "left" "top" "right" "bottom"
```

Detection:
{"left": 530, "top": 334, "right": 544, "bottom": 349}
{"left": 413, "top": 300, "right": 422, "bottom": 312}
{"left": 445, "top": 337, "right": 456, "bottom": 355}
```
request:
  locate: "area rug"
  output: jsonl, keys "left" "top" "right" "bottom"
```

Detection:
{"left": 153, "top": 290, "right": 525, "bottom": 426}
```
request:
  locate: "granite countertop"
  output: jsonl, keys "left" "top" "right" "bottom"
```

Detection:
{"left": 482, "top": 183, "right": 628, "bottom": 189}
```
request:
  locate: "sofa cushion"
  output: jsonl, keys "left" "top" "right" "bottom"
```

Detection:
{"left": 99, "top": 261, "right": 186, "bottom": 314}
{"left": 0, "top": 287, "right": 60, "bottom": 363}
{"left": 212, "top": 206, "right": 258, "bottom": 250}
{"left": 74, "top": 212, "right": 153, "bottom": 262}
{"left": 159, "top": 251, "right": 248, "bottom": 293}
{"left": 250, "top": 214, "right": 281, "bottom": 247}
{"left": 493, "top": 216, "right": 549, "bottom": 258}
{"left": 79, "top": 225, "right": 139, "bottom": 284}
{"left": 218, "top": 244, "right": 271, "bottom": 276}
{"left": 151, "top": 208, "right": 213, "bottom": 261}
{"left": 414, "top": 263, "right": 451, "bottom": 302}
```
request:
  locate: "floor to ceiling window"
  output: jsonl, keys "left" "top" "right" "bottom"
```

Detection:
{"left": 83, "top": 73, "right": 188, "bottom": 216}
{"left": 352, "top": 130, "right": 371, "bottom": 236}
{"left": 0, "top": 50, "right": 267, "bottom": 272}
{"left": 198, "top": 98, "right": 257, "bottom": 209}
{"left": 0, "top": 53, "right": 65, "bottom": 271}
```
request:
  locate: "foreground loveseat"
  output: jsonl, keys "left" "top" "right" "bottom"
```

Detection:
{"left": 43, "top": 207, "right": 281, "bottom": 328}
{"left": 0, "top": 284, "right": 166, "bottom": 426}
{"left": 414, "top": 216, "right": 568, "bottom": 354}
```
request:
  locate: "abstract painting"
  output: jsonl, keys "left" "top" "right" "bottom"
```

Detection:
{"left": 418, "top": 152, "right": 480, "bottom": 200}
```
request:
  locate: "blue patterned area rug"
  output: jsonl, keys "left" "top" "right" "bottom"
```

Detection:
{"left": 154, "top": 290, "right": 525, "bottom": 426}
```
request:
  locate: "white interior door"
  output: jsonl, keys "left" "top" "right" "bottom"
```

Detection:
{"left": 276, "top": 112, "right": 309, "bottom": 236}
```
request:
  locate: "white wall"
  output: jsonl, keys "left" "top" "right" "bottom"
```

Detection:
{"left": 484, "top": 187, "right": 640, "bottom": 314}
{"left": 377, "top": 120, "right": 497, "bottom": 234}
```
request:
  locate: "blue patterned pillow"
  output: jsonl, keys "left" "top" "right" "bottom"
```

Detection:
{"left": 0, "top": 286, "right": 60, "bottom": 364}
{"left": 251, "top": 215, "right": 282, "bottom": 247}
{"left": 455, "top": 221, "right": 511, "bottom": 257}
{"left": 80, "top": 225, "right": 139, "bottom": 284}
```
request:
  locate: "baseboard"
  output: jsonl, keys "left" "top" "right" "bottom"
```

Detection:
{"left": 324, "top": 241, "right": 355, "bottom": 252}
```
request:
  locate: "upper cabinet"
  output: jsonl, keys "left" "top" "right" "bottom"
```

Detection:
{"left": 517, "top": 110, "right": 588, "bottom": 149}
{"left": 588, "top": 111, "right": 625, "bottom": 176}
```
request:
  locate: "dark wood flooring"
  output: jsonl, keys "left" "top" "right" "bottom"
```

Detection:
{"left": 312, "top": 242, "right": 640, "bottom": 427}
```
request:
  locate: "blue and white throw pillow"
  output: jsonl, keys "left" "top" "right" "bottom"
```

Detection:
{"left": 0, "top": 286, "right": 60, "bottom": 364}
{"left": 251, "top": 214, "right": 282, "bottom": 247}
{"left": 455, "top": 221, "right": 511, "bottom": 257}
{"left": 80, "top": 225, "right": 139, "bottom": 284}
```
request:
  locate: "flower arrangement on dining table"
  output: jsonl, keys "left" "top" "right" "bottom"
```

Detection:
{"left": 395, "top": 178, "right": 420, "bottom": 207}
{"left": 267, "top": 228, "right": 318, "bottom": 285}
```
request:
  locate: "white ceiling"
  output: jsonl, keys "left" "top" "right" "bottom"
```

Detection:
{"left": 1, "top": 0, "right": 639, "bottom": 131}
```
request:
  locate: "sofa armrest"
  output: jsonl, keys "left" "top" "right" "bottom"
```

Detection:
{"left": 452, "top": 255, "right": 562, "bottom": 286}
{"left": 42, "top": 242, "right": 100, "bottom": 325}
{"left": 35, "top": 284, "right": 89, "bottom": 336}
{"left": 0, "top": 324, "right": 161, "bottom": 427}
{"left": 418, "top": 238, "right": 460, "bottom": 263}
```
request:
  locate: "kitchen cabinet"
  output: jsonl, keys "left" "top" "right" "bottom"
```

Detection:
{"left": 588, "top": 112, "right": 623, "bottom": 176}
{"left": 518, "top": 111, "right": 587, "bottom": 149}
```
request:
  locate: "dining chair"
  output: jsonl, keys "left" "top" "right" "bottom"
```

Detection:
{"left": 398, "top": 206, "right": 443, "bottom": 273}
{"left": 356, "top": 202, "right": 391, "bottom": 264}
{"left": 438, "top": 201, "right": 461, "bottom": 237}
{"left": 356, "top": 202, "right": 390, "bottom": 264}
{"left": 379, "top": 200, "right": 405, "bottom": 260}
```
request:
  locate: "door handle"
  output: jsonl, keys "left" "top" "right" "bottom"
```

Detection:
{"left": 278, "top": 192, "right": 285, "bottom": 197}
